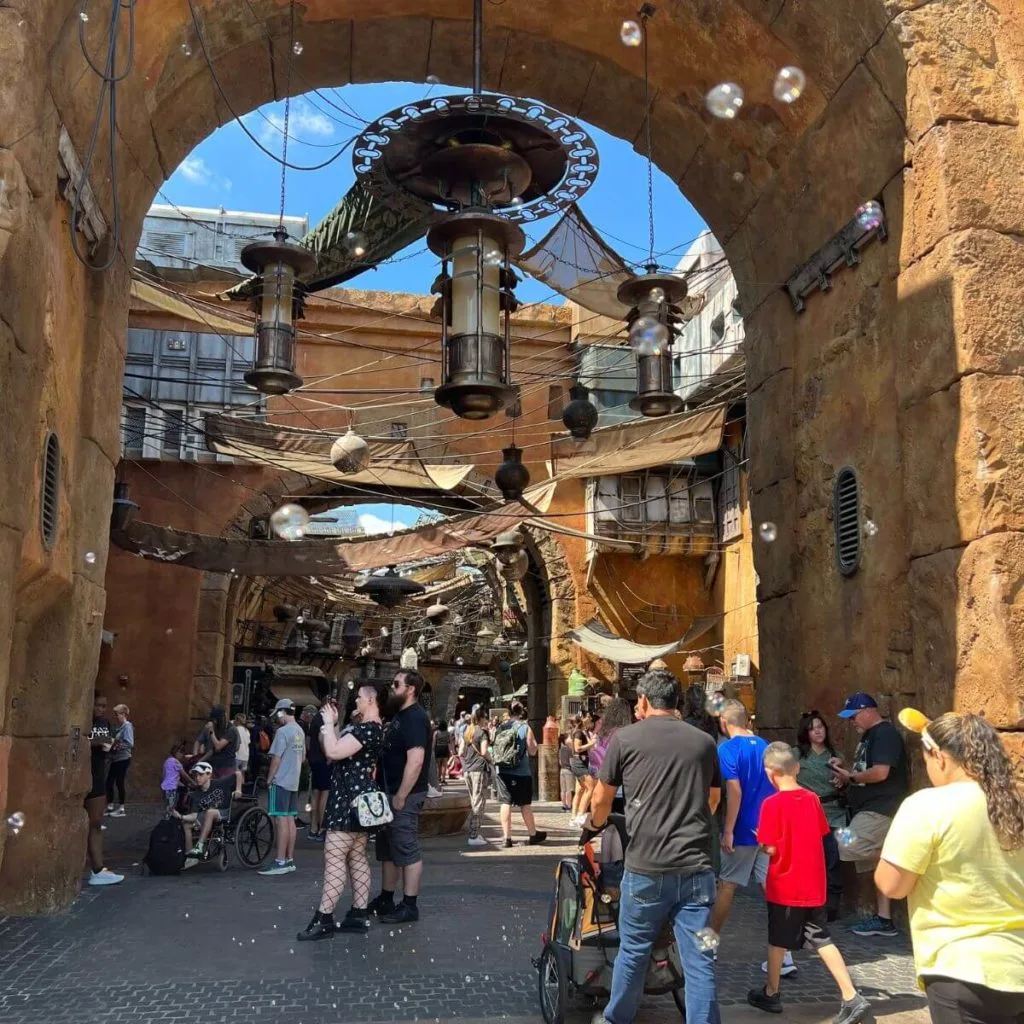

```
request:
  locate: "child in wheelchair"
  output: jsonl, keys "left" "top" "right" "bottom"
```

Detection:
{"left": 169, "top": 761, "right": 234, "bottom": 859}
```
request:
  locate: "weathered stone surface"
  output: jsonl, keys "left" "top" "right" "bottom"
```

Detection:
{"left": 424, "top": 18, "right": 508, "bottom": 91}
{"left": 904, "top": 121, "right": 1024, "bottom": 267}
{"left": 903, "top": 373, "right": 1024, "bottom": 557}
{"left": 1001, "top": 732, "right": 1024, "bottom": 781}
{"left": 70, "top": 438, "right": 116, "bottom": 590}
{"left": 194, "top": 631, "right": 226, "bottom": 679}
{"left": 743, "top": 289, "right": 794, "bottom": 395}
{"left": 895, "top": 229, "right": 1024, "bottom": 405}
{"left": 753, "top": 593, "right": 799, "bottom": 731}
{"left": 747, "top": 368, "right": 793, "bottom": 493}
{"left": 749, "top": 477, "right": 796, "bottom": 601}
{"left": 352, "top": 18, "right": 432, "bottom": 84}
{"left": 196, "top": 586, "right": 229, "bottom": 633}
{"left": 909, "top": 533, "right": 1024, "bottom": 728}
{"left": 892, "top": 0, "right": 1018, "bottom": 142}
{"left": 190, "top": 675, "right": 224, "bottom": 722}
{"left": 499, "top": 30, "right": 595, "bottom": 115}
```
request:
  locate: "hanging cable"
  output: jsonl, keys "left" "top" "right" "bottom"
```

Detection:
{"left": 640, "top": 4, "right": 656, "bottom": 270}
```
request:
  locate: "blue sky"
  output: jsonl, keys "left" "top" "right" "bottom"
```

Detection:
{"left": 158, "top": 81, "right": 707, "bottom": 303}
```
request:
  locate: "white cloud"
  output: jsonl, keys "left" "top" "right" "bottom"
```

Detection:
{"left": 358, "top": 513, "right": 397, "bottom": 536}
{"left": 258, "top": 100, "right": 335, "bottom": 146}
{"left": 173, "top": 155, "right": 232, "bottom": 192}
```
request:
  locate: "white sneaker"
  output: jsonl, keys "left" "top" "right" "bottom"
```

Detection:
{"left": 761, "top": 954, "right": 798, "bottom": 977}
{"left": 88, "top": 869, "right": 124, "bottom": 886}
{"left": 427, "top": 786, "right": 443, "bottom": 799}
{"left": 467, "top": 836, "right": 489, "bottom": 847}
{"left": 110, "top": 807, "right": 126, "bottom": 818}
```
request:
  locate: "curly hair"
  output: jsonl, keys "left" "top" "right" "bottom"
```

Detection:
{"left": 927, "top": 713, "right": 1024, "bottom": 851}
{"left": 597, "top": 698, "right": 633, "bottom": 738}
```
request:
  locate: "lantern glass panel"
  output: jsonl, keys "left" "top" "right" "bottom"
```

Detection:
{"left": 260, "top": 260, "right": 295, "bottom": 329}
{"left": 450, "top": 234, "right": 501, "bottom": 338}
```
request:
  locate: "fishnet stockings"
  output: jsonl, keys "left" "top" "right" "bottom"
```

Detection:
{"left": 318, "top": 832, "right": 371, "bottom": 914}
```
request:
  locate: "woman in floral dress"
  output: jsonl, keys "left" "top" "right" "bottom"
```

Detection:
{"left": 297, "top": 683, "right": 385, "bottom": 941}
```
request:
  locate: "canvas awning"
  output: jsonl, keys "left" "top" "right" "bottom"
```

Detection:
{"left": 204, "top": 413, "right": 487, "bottom": 495}
{"left": 566, "top": 617, "right": 718, "bottom": 665}
{"left": 550, "top": 404, "right": 726, "bottom": 479}
{"left": 129, "top": 276, "right": 253, "bottom": 336}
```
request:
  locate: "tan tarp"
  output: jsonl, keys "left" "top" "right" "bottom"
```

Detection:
{"left": 204, "top": 413, "right": 485, "bottom": 494}
{"left": 566, "top": 616, "right": 719, "bottom": 665}
{"left": 550, "top": 405, "right": 726, "bottom": 479}
{"left": 130, "top": 277, "right": 253, "bottom": 336}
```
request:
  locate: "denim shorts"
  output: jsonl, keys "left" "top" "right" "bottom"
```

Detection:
{"left": 375, "top": 791, "right": 427, "bottom": 868}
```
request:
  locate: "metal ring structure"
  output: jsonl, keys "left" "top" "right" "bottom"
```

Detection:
{"left": 352, "top": 94, "right": 600, "bottom": 224}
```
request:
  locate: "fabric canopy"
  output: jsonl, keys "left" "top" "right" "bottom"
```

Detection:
{"left": 204, "top": 414, "right": 486, "bottom": 495}
{"left": 566, "top": 617, "right": 718, "bottom": 665}
{"left": 130, "top": 277, "right": 253, "bottom": 336}
{"left": 551, "top": 404, "right": 726, "bottom": 479}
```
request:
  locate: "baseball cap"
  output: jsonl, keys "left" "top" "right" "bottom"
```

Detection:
{"left": 190, "top": 761, "right": 212, "bottom": 775}
{"left": 273, "top": 698, "right": 296, "bottom": 715}
{"left": 837, "top": 692, "right": 878, "bottom": 718}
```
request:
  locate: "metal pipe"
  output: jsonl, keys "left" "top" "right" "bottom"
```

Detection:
{"left": 472, "top": 0, "right": 483, "bottom": 95}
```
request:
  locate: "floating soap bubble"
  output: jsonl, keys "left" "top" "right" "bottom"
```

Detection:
{"left": 84, "top": 551, "right": 97, "bottom": 565}
{"left": 759, "top": 521, "right": 778, "bottom": 543}
{"left": 181, "top": 42, "right": 193, "bottom": 57}
{"left": 863, "top": 519, "right": 878, "bottom": 538}
{"left": 6, "top": 811, "right": 25, "bottom": 835}
{"left": 508, "top": 196, "right": 524, "bottom": 207}
{"left": 426, "top": 74, "right": 440, "bottom": 85}
{"left": 855, "top": 201, "right": 883, "bottom": 231}
{"left": 620, "top": 20, "right": 643, "bottom": 47}
{"left": 79, "top": 9, "right": 89, "bottom": 21}
{"left": 270, "top": 503, "right": 309, "bottom": 540}
{"left": 292, "top": 40, "right": 304, "bottom": 56}
{"left": 706, "top": 83, "right": 744, "bottom": 120}
{"left": 465, "top": 976, "right": 472, "bottom": 983}
{"left": 629, "top": 316, "right": 670, "bottom": 356}
{"left": 648, "top": 286, "right": 666, "bottom": 305}
{"left": 732, "top": 171, "right": 745, "bottom": 183}
{"left": 835, "top": 827, "right": 855, "bottom": 848}
{"left": 344, "top": 230, "right": 368, "bottom": 257}
{"left": 694, "top": 927, "right": 720, "bottom": 952}
{"left": 304, "top": 803, "right": 312, "bottom": 813}
{"left": 773, "top": 66, "right": 806, "bottom": 104}
{"left": 705, "top": 692, "right": 727, "bottom": 716}
{"left": 455, "top": 656, "right": 464, "bottom": 666}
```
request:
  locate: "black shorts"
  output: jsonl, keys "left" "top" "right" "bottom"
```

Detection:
{"left": 310, "top": 761, "right": 332, "bottom": 791}
{"left": 767, "top": 903, "right": 833, "bottom": 952}
{"left": 495, "top": 772, "right": 533, "bottom": 807}
{"left": 569, "top": 762, "right": 589, "bottom": 781}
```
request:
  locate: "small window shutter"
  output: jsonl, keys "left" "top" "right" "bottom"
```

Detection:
{"left": 40, "top": 432, "right": 60, "bottom": 550}
{"left": 834, "top": 467, "right": 861, "bottom": 576}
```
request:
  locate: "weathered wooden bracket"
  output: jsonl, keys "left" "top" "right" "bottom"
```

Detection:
{"left": 784, "top": 206, "right": 887, "bottom": 314}
{"left": 57, "top": 125, "right": 108, "bottom": 252}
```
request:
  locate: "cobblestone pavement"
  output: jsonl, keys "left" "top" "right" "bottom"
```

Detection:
{"left": 0, "top": 798, "right": 925, "bottom": 1024}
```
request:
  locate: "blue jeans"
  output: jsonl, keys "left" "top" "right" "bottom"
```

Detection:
{"left": 604, "top": 868, "right": 719, "bottom": 1024}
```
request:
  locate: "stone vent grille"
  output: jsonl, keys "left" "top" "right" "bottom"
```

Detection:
{"left": 834, "top": 466, "right": 860, "bottom": 577}
{"left": 40, "top": 431, "right": 60, "bottom": 550}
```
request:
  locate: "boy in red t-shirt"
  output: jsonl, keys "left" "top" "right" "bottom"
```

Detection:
{"left": 749, "top": 743, "right": 870, "bottom": 1024}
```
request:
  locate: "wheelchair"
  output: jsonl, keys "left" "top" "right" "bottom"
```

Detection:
{"left": 182, "top": 793, "right": 275, "bottom": 872}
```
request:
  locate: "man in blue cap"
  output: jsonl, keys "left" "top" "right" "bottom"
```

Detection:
{"left": 831, "top": 692, "right": 909, "bottom": 937}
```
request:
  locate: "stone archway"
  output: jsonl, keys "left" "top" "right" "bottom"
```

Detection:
{"left": 3, "top": 0, "right": 1024, "bottom": 912}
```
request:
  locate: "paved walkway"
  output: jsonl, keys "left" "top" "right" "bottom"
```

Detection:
{"left": 0, "top": 796, "right": 926, "bottom": 1024}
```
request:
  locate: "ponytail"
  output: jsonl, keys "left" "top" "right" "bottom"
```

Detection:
{"left": 928, "top": 713, "right": 1024, "bottom": 851}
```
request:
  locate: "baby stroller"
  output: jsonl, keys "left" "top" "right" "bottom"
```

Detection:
{"left": 533, "top": 815, "right": 686, "bottom": 1023}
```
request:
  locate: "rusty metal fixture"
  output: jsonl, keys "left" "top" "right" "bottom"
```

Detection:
{"left": 109, "top": 480, "right": 138, "bottom": 531}
{"left": 499, "top": 548, "right": 529, "bottom": 582}
{"left": 562, "top": 381, "right": 599, "bottom": 440}
{"left": 425, "top": 601, "right": 450, "bottom": 625}
{"left": 494, "top": 444, "right": 530, "bottom": 501}
{"left": 340, "top": 615, "right": 363, "bottom": 652}
{"left": 491, "top": 527, "right": 526, "bottom": 565}
{"left": 240, "top": 228, "right": 316, "bottom": 395}
{"left": 273, "top": 603, "right": 299, "bottom": 622}
{"left": 330, "top": 427, "right": 371, "bottom": 475}
{"left": 683, "top": 654, "right": 706, "bottom": 673}
{"left": 354, "top": 566, "right": 426, "bottom": 608}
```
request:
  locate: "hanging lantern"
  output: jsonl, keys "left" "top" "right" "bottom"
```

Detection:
{"left": 273, "top": 603, "right": 299, "bottom": 622}
{"left": 426, "top": 601, "right": 450, "bottom": 625}
{"left": 427, "top": 211, "right": 524, "bottom": 420}
{"left": 240, "top": 228, "right": 316, "bottom": 395}
{"left": 109, "top": 480, "right": 139, "bottom": 531}
{"left": 494, "top": 444, "right": 530, "bottom": 501}
{"left": 499, "top": 548, "right": 529, "bottom": 582}
{"left": 354, "top": 566, "right": 426, "bottom": 608}
{"left": 561, "top": 381, "right": 599, "bottom": 441}
{"left": 476, "top": 623, "right": 497, "bottom": 640}
{"left": 617, "top": 273, "right": 689, "bottom": 417}
{"left": 491, "top": 528, "right": 526, "bottom": 565}
{"left": 401, "top": 647, "right": 419, "bottom": 670}
{"left": 330, "top": 427, "right": 371, "bottom": 475}
{"left": 340, "top": 615, "right": 363, "bottom": 653}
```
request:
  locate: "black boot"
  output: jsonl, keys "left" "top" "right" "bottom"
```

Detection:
{"left": 336, "top": 908, "right": 371, "bottom": 933}
{"left": 296, "top": 910, "right": 335, "bottom": 941}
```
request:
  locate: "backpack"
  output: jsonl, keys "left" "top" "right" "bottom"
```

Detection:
{"left": 143, "top": 818, "right": 187, "bottom": 876}
{"left": 258, "top": 729, "right": 270, "bottom": 753}
{"left": 491, "top": 721, "right": 525, "bottom": 769}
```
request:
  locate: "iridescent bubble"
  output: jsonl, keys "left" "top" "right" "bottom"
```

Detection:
{"left": 344, "top": 230, "right": 368, "bottom": 257}
{"left": 426, "top": 74, "right": 440, "bottom": 85}
{"left": 6, "top": 811, "right": 25, "bottom": 835}
{"left": 855, "top": 201, "right": 883, "bottom": 231}
{"left": 629, "top": 316, "right": 670, "bottom": 356}
{"left": 455, "top": 656, "right": 464, "bottom": 666}
{"left": 180, "top": 42, "right": 193, "bottom": 57}
{"left": 620, "top": 20, "right": 643, "bottom": 47}
{"left": 732, "top": 171, "right": 745, "bottom": 183}
{"left": 648, "top": 286, "right": 666, "bottom": 304}
{"left": 84, "top": 551, "right": 97, "bottom": 565}
{"left": 759, "top": 521, "right": 778, "bottom": 543}
{"left": 292, "top": 40, "right": 304, "bottom": 56}
{"left": 835, "top": 827, "right": 855, "bottom": 848}
{"left": 863, "top": 519, "right": 878, "bottom": 538}
{"left": 270, "top": 503, "right": 309, "bottom": 540}
{"left": 508, "top": 196, "right": 524, "bottom": 208}
{"left": 304, "top": 803, "right": 312, "bottom": 813}
{"left": 694, "top": 927, "right": 720, "bottom": 952}
{"left": 705, "top": 82, "right": 744, "bottom": 120}
{"left": 79, "top": 10, "right": 89, "bottom": 21}
{"left": 705, "top": 692, "right": 726, "bottom": 716}
{"left": 773, "top": 66, "right": 806, "bottom": 104}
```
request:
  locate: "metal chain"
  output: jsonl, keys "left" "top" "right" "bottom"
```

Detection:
{"left": 278, "top": 0, "right": 296, "bottom": 226}
{"left": 642, "top": 10, "right": 655, "bottom": 270}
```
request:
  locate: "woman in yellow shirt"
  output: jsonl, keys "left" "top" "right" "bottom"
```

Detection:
{"left": 875, "top": 712, "right": 1024, "bottom": 1024}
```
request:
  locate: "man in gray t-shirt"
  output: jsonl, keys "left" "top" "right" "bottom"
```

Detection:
{"left": 259, "top": 700, "right": 307, "bottom": 876}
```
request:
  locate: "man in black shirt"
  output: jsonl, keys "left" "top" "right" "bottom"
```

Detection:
{"left": 591, "top": 670, "right": 721, "bottom": 1024}
{"left": 370, "top": 669, "right": 430, "bottom": 924}
{"left": 833, "top": 692, "right": 909, "bottom": 938}
{"left": 306, "top": 700, "right": 332, "bottom": 841}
